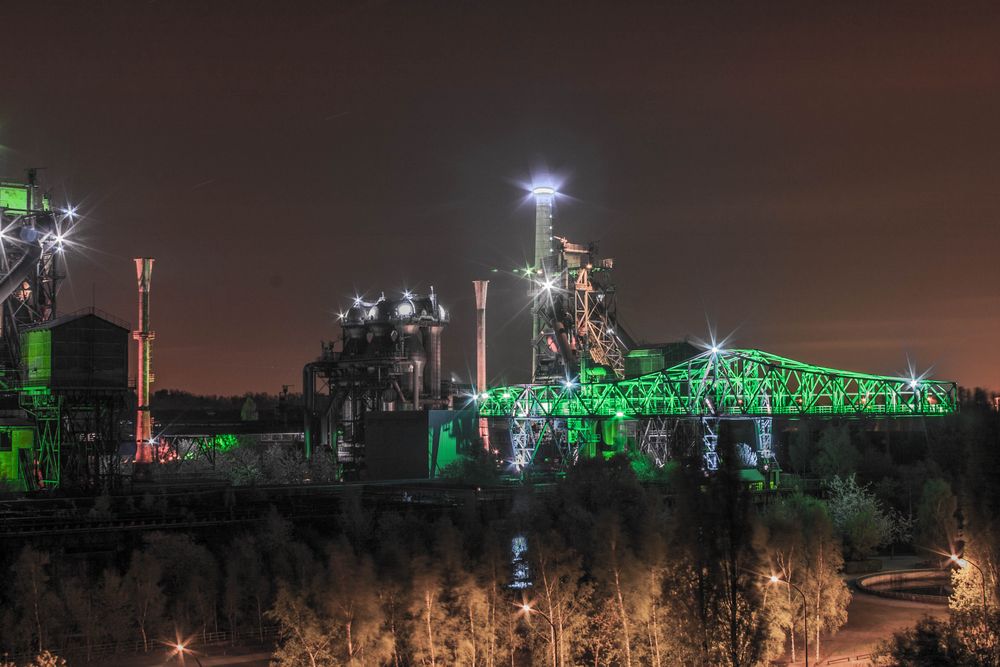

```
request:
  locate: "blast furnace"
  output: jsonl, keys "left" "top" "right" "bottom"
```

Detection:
{"left": 303, "top": 289, "right": 454, "bottom": 476}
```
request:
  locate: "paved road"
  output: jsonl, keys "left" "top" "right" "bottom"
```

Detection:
{"left": 97, "top": 646, "right": 272, "bottom": 667}
{"left": 777, "top": 556, "right": 948, "bottom": 665}
{"left": 814, "top": 588, "right": 947, "bottom": 664}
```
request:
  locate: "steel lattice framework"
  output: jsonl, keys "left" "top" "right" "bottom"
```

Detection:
{"left": 572, "top": 263, "right": 630, "bottom": 378}
{"left": 480, "top": 349, "right": 957, "bottom": 419}
{"left": 0, "top": 175, "right": 67, "bottom": 489}
{"left": 481, "top": 349, "right": 957, "bottom": 471}
{"left": 529, "top": 236, "right": 633, "bottom": 383}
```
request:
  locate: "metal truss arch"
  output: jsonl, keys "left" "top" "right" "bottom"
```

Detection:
{"left": 481, "top": 349, "right": 957, "bottom": 421}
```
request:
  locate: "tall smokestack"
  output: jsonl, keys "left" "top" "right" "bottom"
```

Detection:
{"left": 530, "top": 186, "right": 555, "bottom": 380}
{"left": 473, "top": 280, "right": 489, "bottom": 450}
{"left": 423, "top": 325, "right": 443, "bottom": 399}
{"left": 532, "top": 186, "right": 555, "bottom": 270}
{"left": 134, "top": 258, "right": 155, "bottom": 464}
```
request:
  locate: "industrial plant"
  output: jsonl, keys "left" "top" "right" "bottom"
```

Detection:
{"left": 6, "top": 5, "right": 999, "bottom": 665}
{"left": 301, "top": 288, "right": 475, "bottom": 480}
{"left": 0, "top": 174, "right": 131, "bottom": 492}
{"left": 480, "top": 185, "right": 956, "bottom": 488}
{"left": 0, "top": 170, "right": 959, "bottom": 492}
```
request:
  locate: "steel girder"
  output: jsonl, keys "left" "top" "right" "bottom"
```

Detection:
{"left": 573, "top": 266, "right": 629, "bottom": 378}
{"left": 510, "top": 417, "right": 578, "bottom": 469}
{"left": 480, "top": 349, "right": 957, "bottom": 420}
{"left": 20, "top": 392, "right": 61, "bottom": 487}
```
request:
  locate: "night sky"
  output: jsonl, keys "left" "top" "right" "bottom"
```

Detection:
{"left": 3, "top": 1, "right": 999, "bottom": 395}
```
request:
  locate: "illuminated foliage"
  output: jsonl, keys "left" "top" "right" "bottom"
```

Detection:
{"left": 825, "top": 475, "right": 898, "bottom": 560}
{"left": 873, "top": 613, "right": 1000, "bottom": 666}
{"left": 765, "top": 494, "right": 851, "bottom": 662}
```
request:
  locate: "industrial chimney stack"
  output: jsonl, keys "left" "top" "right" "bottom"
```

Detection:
{"left": 134, "top": 258, "right": 155, "bottom": 464}
{"left": 532, "top": 186, "right": 555, "bottom": 271}
{"left": 530, "top": 186, "right": 555, "bottom": 380}
{"left": 473, "top": 280, "right": 489, "bottom": 450}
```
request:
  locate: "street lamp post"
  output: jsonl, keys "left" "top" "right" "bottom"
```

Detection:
{"left": 770, "top": 575, "right": 808, "bottom": 667}
{"left": 174, "top": 642, "right": 205, "bottom": 667}
{"left": 951, "top": 554, "right": 989, "bottom": 613}
{"left": 521, "top": 603, "right": 559, "bottom": 667}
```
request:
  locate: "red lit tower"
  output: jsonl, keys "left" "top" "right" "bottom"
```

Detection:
{"left": 133, "top": 258, "right": 154, "bottom": 463}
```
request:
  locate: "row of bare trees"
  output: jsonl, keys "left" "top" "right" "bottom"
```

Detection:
{"left": 0, "top": 508, "right": 309, "bottom": 661}
{"left": 0, "top": 451, "right": 855, "bottom": 666}
{"left": 263, "top": 451, "right": 851, "bottom": 666}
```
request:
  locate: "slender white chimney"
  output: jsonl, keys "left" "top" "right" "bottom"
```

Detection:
{"left": 473, "top": 280, "right": 490, "bottom": 450}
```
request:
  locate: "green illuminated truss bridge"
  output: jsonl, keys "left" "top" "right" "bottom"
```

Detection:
{"left": 478, "top": 348, "right": 957, "bottom": 474}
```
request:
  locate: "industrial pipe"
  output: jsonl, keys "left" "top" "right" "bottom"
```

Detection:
{"left": 0, "top": 241, "right": 42, "bottom": 307}
{"left": 423, "top": 325, "right": 442, "bottom": 399}
{"left": 402, "top": 323, "right": 425, "bottom": 410}
{"left": 302, "top": 362, "right": 318, "bottom": 460}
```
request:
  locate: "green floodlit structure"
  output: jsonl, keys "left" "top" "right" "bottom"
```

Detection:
{"left": 477, "top": 182, "right": 960, "bottom": 486}
{"left": 478, "top": 347, "right": 958, "bottom": 480}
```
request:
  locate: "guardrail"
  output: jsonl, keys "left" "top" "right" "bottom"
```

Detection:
{"left": 856, "top": 568, "right": 950, "bottom": 604}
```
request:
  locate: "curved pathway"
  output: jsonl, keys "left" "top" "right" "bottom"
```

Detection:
{"left": 776, "top": 556, "right": 948, "bottom": 665}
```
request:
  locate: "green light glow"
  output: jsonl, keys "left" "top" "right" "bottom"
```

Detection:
{"left": 22, "top": 329, "right": 52, "bottom": 387}
{"left": 480, "top": 348, "right": 958, "bottom": 419}
{"left": 429, "top": 409, "right": 477, "bottom": 476}
{"left": 0, "top": 184, "right": 29, "bottom": 212}
{"left": 179, "top": 434, "right": 241, "bottom": 460}
{"left": 0, "top": 428, "right": 37, "bottom": 489}
{"left": 213, "top": 434, "right": 239, "bottom": 452}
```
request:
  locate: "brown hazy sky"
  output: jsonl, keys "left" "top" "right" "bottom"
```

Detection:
{"left": 3, "top": 1, "right": 999, "bottom": 394}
